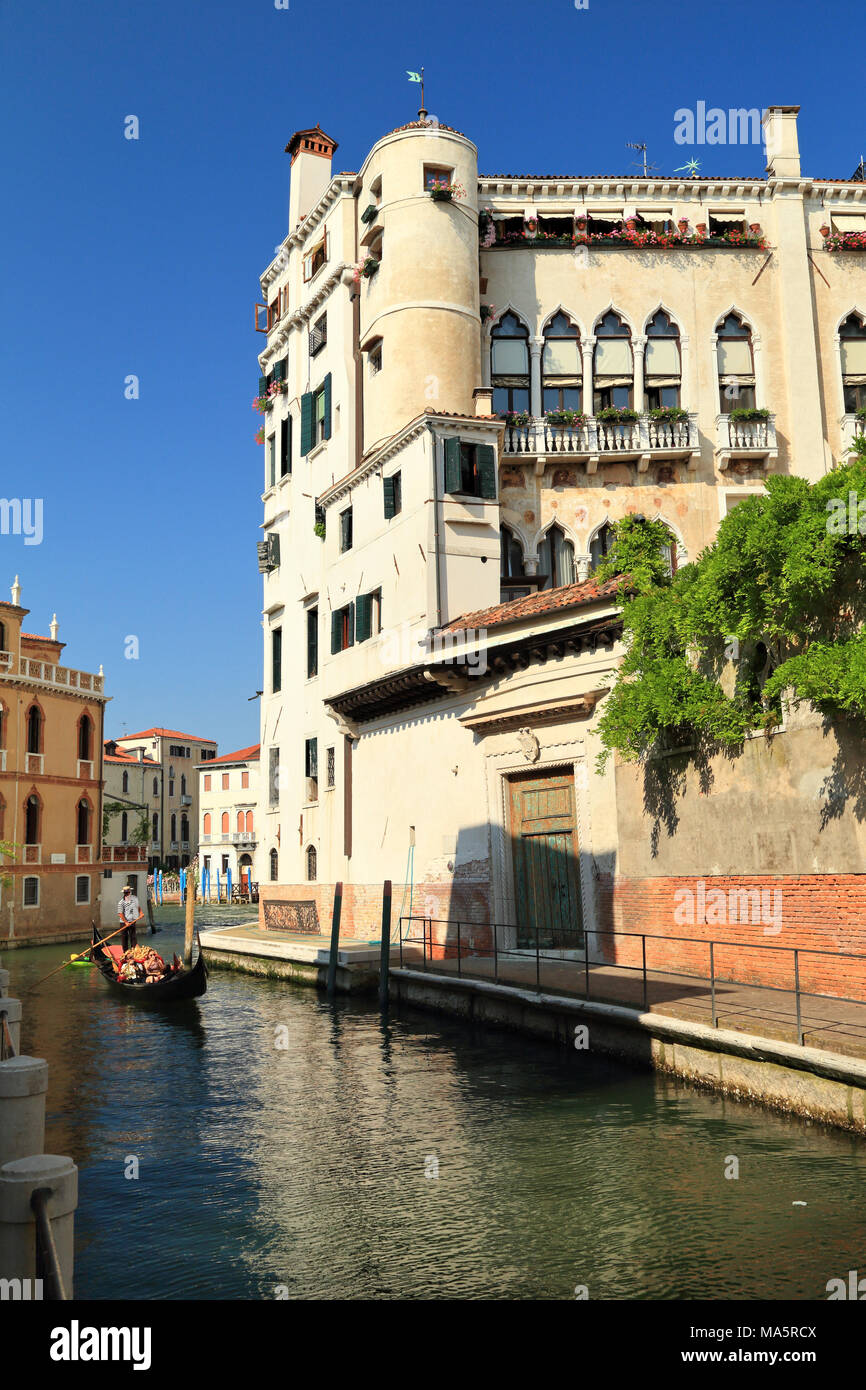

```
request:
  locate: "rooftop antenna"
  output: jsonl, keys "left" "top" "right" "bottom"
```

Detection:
{"left": 626, "top": 141, "right": 658, "bottom": 177}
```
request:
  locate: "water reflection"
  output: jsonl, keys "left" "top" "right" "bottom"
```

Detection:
{"left": 10, "top": 907, "right": 866, "bottom": 1300}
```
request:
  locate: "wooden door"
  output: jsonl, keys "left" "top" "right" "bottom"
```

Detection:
{"left": 509, "top": 771, "right": 584, "bottom": 949}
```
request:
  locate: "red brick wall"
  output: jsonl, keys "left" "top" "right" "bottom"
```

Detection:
{"left": 597, "top": 874, "right": 866, "bottom": 1001}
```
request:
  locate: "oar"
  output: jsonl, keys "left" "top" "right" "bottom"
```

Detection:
{"left": 26, "top": 921, "right": 132, "bottom": 991}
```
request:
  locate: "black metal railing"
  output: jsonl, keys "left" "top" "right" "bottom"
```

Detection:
{"left": 397, "top": 916, "right": 866, "bottom": 1051}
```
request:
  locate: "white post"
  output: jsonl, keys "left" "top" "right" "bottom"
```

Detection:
{"left": 0, "top": 1154, "right": 78, "bottom": 1297}
{"left": 0, "top": 1058, "right": 48, "bottom": 1167}
{"left": 633, "top": 335, "right": 646, "bottom": 413}
{"left": 530, "top": 339, "right": 543, "bottom": 420}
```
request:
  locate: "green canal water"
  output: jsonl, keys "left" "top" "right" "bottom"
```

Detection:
{"left": 11, "top": 906, "right": 866, "bottom": 1300}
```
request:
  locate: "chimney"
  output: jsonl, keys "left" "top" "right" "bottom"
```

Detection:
{"left": 285, "top": 126, "right": 338, "bottom": 232}
{"left": 763, "top": 106, "right": 801, "bottom": 179}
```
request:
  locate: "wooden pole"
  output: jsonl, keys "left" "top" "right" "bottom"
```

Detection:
{"left": 326, "top": 882, "right": 343, "bottom": 996}
{"left": 378, "top": 880, "right": 392, "bottom": 1009}
{"left": 184, "top": 865, "right": 195, "bottom": 967}
{"left": 146, "top": 893, "right": 155, "bottom": 934}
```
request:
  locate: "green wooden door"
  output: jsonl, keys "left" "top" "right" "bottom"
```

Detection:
{"left": 509, "top": 772, "right": 584, "bottom": 949}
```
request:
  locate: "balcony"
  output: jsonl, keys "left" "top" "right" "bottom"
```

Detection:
{"left": 5, "top": 655, "right": 104, "bottom": 695}
{"left": 25, "top": 752, "right": 43, "bottom": 775}
{"left": 714, "top": 413, "right": 778, "bottom": 471}
{"left": 0, "top": 651, "right": 12, "bottom": 672}
{"left": 501, "top": 414, "right": 700, "bottom": 474}
{"left": 841, "top": 414, "right": 866, "bottom": 460}
{"left": 23, "top": 844, "right": 41, "bottom": 864}
{"left": 102, "top": 845, "right": 147, "bottom": 864}
{"left": 180, "top": 794, "right": 192, "bottom": 806}
{"left": 76, "top": 845, "right": 93, "bottom": 864}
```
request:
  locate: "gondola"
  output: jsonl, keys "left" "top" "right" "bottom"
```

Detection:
{"left": 90, "top": 924, "right": 207, "bottom": 1002}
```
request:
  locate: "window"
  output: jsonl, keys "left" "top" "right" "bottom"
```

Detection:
{"left": 221, "top": 812, "right": 229, "bottom": 834}
{"left": 237, "top": 811, "right": 244, "bottom": 833}
{"left": 542, "top": 313, "right": 582, "bottom": 414}
{"left": 443, "top": 438, "right": 497, "bottom": 500}
{"left": 169, "top": 781, "right": 174, "bottom": 797}
{"left": 303, "top": 231, "right": 327, "bottom": 282}
{"left": 369, "top": 340, "right": 383, "bottom": 375}
{"left": 716, "top": 313, "right": 755, "bottom": 412}
{"left": 76, "top": 875, "right": 90, "bottom": 905}
{"left": 269, "top": 847, "right": 279, "bottom": 881}
{"left": 77, "top": 798, "right": 91, "bottom": 846}
{"left": 204, "top": 774, "right": 211, "bottom": 791}
{"left": 246, "top": 811, "right": 254, "bottom": 833}
{"left": 538, "top": 524, "right": 576, "bottom": 590}
{"left": 339, "top": 507, "right": 353, "bottom": 552}
{"left": 709, "top": 211, "right": 747, "bottom": 236}
{"left": 272, "top": 626, "right": 282, "bottom": 693}
{"left": 491, "top": 313, "right": 530, "bottom": 416}
{"left": 424, "top": 164, "right": 453, "bottom": 191}
{"left": 221, "top": 773, "right": 230, "bottom": 790}
{"left": 267, "top": 434, "right": 276, "bottom": 489}
{"left": 122, "top": 771, "right": 129, "bottom": 793}
{"left": 305, "top": 738, "right": 318, "bottom": 802}
{"left": 590, "top": 522, "right": 616, "bottom": 573}
{"left": 25, "top": 795, "right": 40, "bottom": 844}
{"left": 280, "top": 415, "right": 292, "bottom": 478}
{"left": 593, "top": 312, "right": 633, "bottom": 412}
{"left": 152, "top": 777, "right": 158, "bottom": 795}
{"left": 501, "top": 526, "right": 531, "bottom": 600}
{"left": 241, "top": 770, "right": 249, "bottom": 789}
{"left": 326, "top": 746, "right": 335, "bottom": 789}
{"left": 152, "top": 812, "right": 159, "bottom": 842}
{"left": 269, "top": 748, "right": 280, "bottom": 806}
{"left": 306, "top": 844, "right": 317, "bottom": 881}
{"left": 23, "top": 877, "right": 39, "bottom": 907}
{"left": 0, "top": 622, "right": 5, "bottom": 653}
{"left": 587, "top": 210, "right": 623, "bottom": 235}
{"left": 356, "top": 589, "right": 382, "bottom": 643}
{"left": 307, "top": 606, "right": 318, "bottom": 678}
{"left": 170, "top": 813, "right": 177, "bottom": 842}
{"left": 310, "top": 312, "right": 327, "bottom": 356}
{"left": 840, "top": 313, "right": 866, "bottom": 414}
{"left": 383, "top": 472, "right": 401, "bottom": 519}
{"left": 78, "top": 714, "right": 92, "bottom": 761}
{"left": 121, "top": 812, "right": 128, "bottom": 842}
{"left": 180, "top": 814, "right": 189, "bottom": 843}
{"left": 181, "top": 774, "right": 187, "bottom": 795}
{"left": 27, "top": 706, "right": 42, "bottom": 754}
{"left": 645, "top": 311, "right": 682, "bottom": 409}
{"left": 331, "top": 603, "right": 355, "bottom": 653}
{"left": 203, "top": 812, "right": 211, "bottom": 835}
{"left": 300, "top": 376, "right": 331, "bottom": 455}
{"left": 201, "top": 749, "right": 215, "bottom": 761}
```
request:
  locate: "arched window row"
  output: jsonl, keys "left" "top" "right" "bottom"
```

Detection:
{"left": 499, "top": 517, "right": 681, "bottom": 596}
{"left": 840, "top": 312, "right": 866, "bottom": 415}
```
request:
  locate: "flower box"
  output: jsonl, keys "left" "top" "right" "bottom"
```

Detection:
{"left": 597, "top": 407, "right": 639, "bottom": 423}
{"left": 362, "top": 257, "right": 380, "bottom": 278}
{"left": 728, "top": 407, "right": 770, "bottom": 422}
{"left": 544, "top": 410, "right": 587, "bottom": 426}
{"left": 502, "top": 410, "right": 530, "bottom": 426}
{"left": 824, "top": 231, "right": 866, "bottom": 252}
{"left": 648, "top": 406, "right": 688, "bottom": 422}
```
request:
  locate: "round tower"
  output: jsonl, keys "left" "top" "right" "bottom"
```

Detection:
{"left": 356, "top": 122, "right": 480, "bottom": 449}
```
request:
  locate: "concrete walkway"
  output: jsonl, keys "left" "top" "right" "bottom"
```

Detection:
{"left": 398, "top": 944, "right": 866, "bottom": 1060}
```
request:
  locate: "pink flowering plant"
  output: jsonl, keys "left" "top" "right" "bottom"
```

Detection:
{"left": 824, "top": 230, "right": 866, "bottom": 252}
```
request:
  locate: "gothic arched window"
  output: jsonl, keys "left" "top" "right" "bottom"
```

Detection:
{"left": 593, "top": 312, "right": 633, "bottom": 412}
{"left": 491, "top": 312, "right": 530, "bottom": 417}
{"left": 645, "top": 311, "right": 682, "bottom": 410}
{"left": 538, "top": 523, "right": 576, "bottom": 590}
{"left": 716, "top": 313, "right": 755, "bottom": 412}
{"left": 543, "top": 313, "right": 582, "bottom": 414}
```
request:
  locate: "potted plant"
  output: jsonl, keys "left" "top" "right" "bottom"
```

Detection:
{"left": 597, "top": 406, "right": 639, "bottom": 422}
{"left": 313, "top": 520, "right": 326, "bottom": 539}
{"left": 677, "top": 217, "right": 690, "bottom": 234}
{"left": 430, "top": 179, "right": 466, "bottom": 202}
{"left": 545, "top": 409, "right": 586, "bottom": 427}
{"left": 819, "top": 223, "right": 830, "bottom": 238}
{"left": 749, "top": 222, "right": 762, "bottom": 235}
{"left": 503, "top": 409, "right": 530, "bottom": 427}
{"left": 362, "top": 256, "right": 380, "bottom": 278}
{"left": 480, "top": 304, "right": 496, "bottom": 323}
{"left": 728, "top": 406, "right": 770, "bottom": 421}
{"left": 254, "top": 427, "right": 264, "bottom": 446}
{"left": 253, "top": 393, "right": 270, "bottom": 415}
{"left": 649, "top": 406, "right": 688, "bottom": 422}
{"left": 856, "top": 406, "right": 866, "bottom": 421}
{"left": 524, "top": 217, "right": 538, "bottom": 238}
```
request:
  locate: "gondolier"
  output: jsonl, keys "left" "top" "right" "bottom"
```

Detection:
{"left": 118, "top": 885, "right": 143, "bottom": 950}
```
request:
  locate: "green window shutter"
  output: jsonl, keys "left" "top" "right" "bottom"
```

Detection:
{"left": 444, "top": 437, "right": 462, "bottom": 493}
{"left": 322, "top": 373, "right": 332, "bottom": 440}
{"left": 383, "top": 475, "right": 396, "bottom": 520}
{"left": 331, "top": 610, "right": 341, "bottom": 654}
{"left": 356, "top": 593, "right": 372, "bottom": 643}
{"left": 346, "top": 601, "right": 355, "bottom": 647}
{"left": 300, "top": 392, "right": 313, "bottom": 455}
{"left": 258, "top": 375, "right": 268, "bottom": 396}
{"left": 274, "top": 357, "right": 287, "bottom": 383}
{"left": 478, "top": 444, "right": 497, "bottom": 500}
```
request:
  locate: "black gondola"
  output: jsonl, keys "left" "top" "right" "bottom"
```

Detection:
{"left": 90, "top": 925, "right": 207, "bottom": 1002}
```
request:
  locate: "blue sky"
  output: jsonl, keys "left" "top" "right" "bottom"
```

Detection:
{"left": 1, "top": 0, "right": 860, "bottom": 752}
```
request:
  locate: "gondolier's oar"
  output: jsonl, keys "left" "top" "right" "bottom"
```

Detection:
{"left": 26, "top": 922, "right": 132, "bottom": 991}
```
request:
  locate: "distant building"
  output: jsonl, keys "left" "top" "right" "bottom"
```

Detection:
{"left": 0, "top": 578, "right": 107, "bottom": 946}
{"left": 114, "top": 728, "right": 217, "bottom": 870}
{"left": 101, "top": 741, "right": 160, "bottom": 915}
{"left": 198, "top": 744, "right": 260, "bottom": 892}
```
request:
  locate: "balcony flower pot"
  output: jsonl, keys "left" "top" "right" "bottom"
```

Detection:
{"left": 597, "top": 407, "right": 638, "bottom": 423}
{"left": 254, "top": 427, "right": 264, "bottom": 446}
{"left": 480, "top": 304, "right": 496, "bottom": 323}
{"left": 545, "top": 410, "right": 586, "bottom": 427}
{"left": 819, "top": 224, "right": 830, "bottom": 238}
{"left": 503, "top": 410, "right": 530, "bottom": 427}
{"left": 430, "top": 187, "right": 454, "bottom": 202}
{"left": 362, "top": 256, "right": 380, "bottom": 278}
{"left": 677, "top": 218, "right": 690, "bottom": 233}
{"left": 649, "top": 406, "right": 688, "bottom": 422}
{"left": 695, "top": 223, "right": 707, "bottom": 234}
{"left": 856, "top": 407, "right": 866, "bottom": 421}
{"left": 313, "top": 521, "right": 326, "bottom": 539}
{"left": 749, "top": 223, "right": 762, "bottom": 235}
{"left": 728, "top": 407, "right": 770, "bottom": 421}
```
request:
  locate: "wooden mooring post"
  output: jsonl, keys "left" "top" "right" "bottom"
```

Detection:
{"left": 184, "top": 867, "right": 195, "bottom": 967}
{"left": 326, "top": 882, "right": 343, "bottom": 995}
{"left": 378, "top": 880, "right": 392, "bottom": 1009}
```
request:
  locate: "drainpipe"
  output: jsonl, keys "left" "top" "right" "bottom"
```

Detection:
{"left": 353, "top": 188, "right": 364, "bottom": 472}
{"left": 431, "top": 427, "right": 444, "bottom": 630}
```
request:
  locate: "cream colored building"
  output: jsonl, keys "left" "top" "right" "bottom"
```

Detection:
{"left": 114, "top": 727, "right": 217, "bottom": 871}
{"left": 253, "top": 108, "right": 865, "bottom": 944}
{"left": 197, "top": 744, "right": 260, "bottom": 892}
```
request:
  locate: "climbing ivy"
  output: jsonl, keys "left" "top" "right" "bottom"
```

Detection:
{"left": 594, "top": 444, "right": 866, "bottom": 769}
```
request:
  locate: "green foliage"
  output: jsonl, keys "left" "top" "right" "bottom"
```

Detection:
{"left": 595, "top": 458, "right": 866, "bottom": 769}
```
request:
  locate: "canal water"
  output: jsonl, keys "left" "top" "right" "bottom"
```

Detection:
{"left": 11, "top": 906, "right": 866, "bottom": 1300}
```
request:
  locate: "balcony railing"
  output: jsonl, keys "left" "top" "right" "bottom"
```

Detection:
{"left": 501, "top": 413, "right": 700, "bottom": 473}
{"left": 4, "top": 655, "right": 104, "bottom": 695}
{"left": 102, "top": 845, "right": 148, "bottom": 863}
{"left": 714, "top": 413, "right": 778, "bottom": 470}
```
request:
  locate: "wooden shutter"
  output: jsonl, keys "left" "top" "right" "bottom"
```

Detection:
{"left": 383, "top": 475, "right": 396, "bottom": 519}
{"left": 300, "top": 392, "right": 313, "bottom": 455}
{"left": 307, "top": 609, "right": 318, "bottom": 677}
{"left": 346, "top": 601, "right": 355, "bottom": 647}
{"left": 258, "top": 375, "right": 268, "bottom": 396}
{"left": 274, "top": 357, "right": 287, "bottom": 383}
{"left": 322, "top": 373, "right": 332, "bottom": 440}
{"left": 444, "top": 437, "right": 462, "bottom": 493}
{"left": 331, "top": 609, "right": 341, "bottom": 654}
{"left": 355, "top": 592, "right": 372, "bottom": 643}
{"left": 478, "top": 444, "right": 497, "bottom": 500}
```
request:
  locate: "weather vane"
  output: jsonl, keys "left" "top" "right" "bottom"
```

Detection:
{"left": 407, "top": 67, "right": 427, "bottom": 120}
{"left": 673, "top": 158, "right": 702, "bottom": 178}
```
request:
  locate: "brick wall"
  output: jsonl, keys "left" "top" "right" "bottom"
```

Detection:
{"left": 597, "top": 873, "right": 866, "bottom": 1001}
{"left": 258, "top": 879, "right": 492, "bottom": 952}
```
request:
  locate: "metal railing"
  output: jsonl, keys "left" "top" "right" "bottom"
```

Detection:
{"left": 397, "top": 915, "right": 866, "bottom": 1051}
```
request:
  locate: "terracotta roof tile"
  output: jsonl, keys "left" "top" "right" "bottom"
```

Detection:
{"left": 202, "top": 744, "right": 260, "bottom": 766}
{"left": 118, "top": 727, "right": 216, "bottom": 744}
{"left": 440, "top": 576, "right": 624, "bottom": 635}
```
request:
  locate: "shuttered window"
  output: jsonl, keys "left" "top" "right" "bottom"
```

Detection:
{"left": 307, "top": 607, "right": 318, "bottom": 678}
{"left": 280, "top": 415, "right": 291, "bottom": 477}
{"left": 300, "top": 392, "right": 313, "bottom": 455}
{"left": 271, "top": 626, "right": 282, "bottom": 693}
{"left": 444, "top": 437, "right": 462, "bottom": 493}
{"left": 340, "top": 508, "right": 353, "bottom": 552}
{"left": 383, "top": 472, "right": 401, "bottom": 519}
{"left": 444, "top": 439, "right": 497, "bottom": 499}
{"left": 355, "top": 590, "right": 381, "bottom": 644}
{"left": 331, "top": 603, "right": 355, "bottom": 654}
